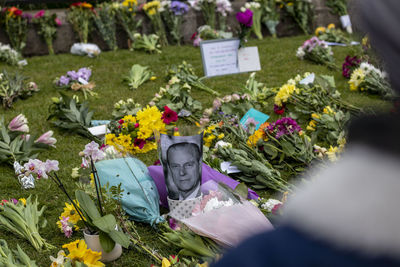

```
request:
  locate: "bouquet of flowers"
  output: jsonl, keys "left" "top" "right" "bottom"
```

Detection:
{"left": 315, "top": 23, "right": 349, "bottom": 44}
{"left": 106, "top": 105, "right": 177, "bottom": 154}
{"left": 166, "top": 61, "right": 220, "bottom": 96}
{"left": 143, "top": 1, "right": 168, "bottom": 46}
{"left": 115, "top": 0, "right": 142, "bottom": 47}
{"left": 257, "top": 0, "right": 280, "bottom": 37}
{"left": 349, "top": 62, "right": 394, "bottom": 99}
{"left": 0, "top": 70, "right": 39, "bottom": 108}
{"left": 236, "top": 9, "right": 253, "bottom": 48}
{"left": 248, "top": 118, "right": 315, "bottom": 174}
{"left": 0, "top": 42, "right": 23, "bottom": 65}
{"left": 0, "top": 114, "right": 56, "bottom": 166}
{"left": 50, "top": 240, "right": 104, "bottom": 267}
{"left": 112, "top": 98, "right": 142, "bottom": 119}
{"left": 199, "top": 93, "right": 254, "bottom": 126}
{"left": 242, "top": 2, "right": 262, "bottom": 39}
{"left": 342, "top": 55, "right": 361, "bottom": 78}
{"left": 296, "top": 37, "right": 336, "bottom": 69}
{"left": 67, "top": 2, "right": 95, "bottom": 43}
{"left": 180, "top": 180, "right": 273, "bottom": 247}
{"left": 149, "top": 79, "right": 203, "bottom": 119}
{"left": 282, "top": 0, "right": 313, "bottom": 34}
{"left": 191, "top": 25, "right": 232, "bottom": 46}
{"left": 216, "top": 0, "right": 232, "bottom": 31}
{"left": 93, "top": 2, "right": 118, "bottom": 50}
{"left": 306, "top": 106, "right": 349, "bottom": 148}
{"left": 132, "top": 33, "right": 161, "bottom": 53}
{"left": 2, "top": 7, "right": 30, "bottom": 52}
{"left": 161, "top": 1, "right": 190, "bottom": 45}
{"left": 190, "top": 0, "right": 217, "bottom": 29}
{"left": 54, "top": 67, "right": 96, "bottom": 99}
{"left": 203, "top": 124, "right": 224, "bottom": 148}
{"left": 32, "top": 10, "right": 61, "bottom": 55}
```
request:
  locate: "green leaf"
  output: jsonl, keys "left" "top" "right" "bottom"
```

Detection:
{"left": 234, "top": 183, "right": 248, "bottom": 199}
{"left": 108, "top": 229, "right": 130, "bottom": 249}
{"left": 99, "top": 231, "right": 115, "bottom": 253}
{"left": 1, "top": 126, "right": 10, "bottom": 144}
{"left": 281, "top": 140, "right": 295, "bottom": 156}
{"left": 93, "top": 214, "right": 116, "bottom": 233}
{"left": 75, "top": 190, "right": 101, "bottom": 221}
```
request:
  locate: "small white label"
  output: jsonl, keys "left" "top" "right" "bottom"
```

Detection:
{"left": 221, "top": 161, "right": 241, "bottom": 174}
{"left": 238, "top": 46, "right": 261, "bottom": 73}
{"left": 340, "top": 15, "right": 351, "bottom": 28}
{"left": 299, "top": 73, "right": 315, "bottom": 85}
{"left": 78, "top": 77, "right": 89, "bottom": 85}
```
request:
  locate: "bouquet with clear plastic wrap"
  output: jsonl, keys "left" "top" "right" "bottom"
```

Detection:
{"left": 180, "top": 180, "right": 273, "bottom": 247}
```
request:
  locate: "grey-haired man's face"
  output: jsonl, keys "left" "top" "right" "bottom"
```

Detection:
{"left": 168, "top": 148, "right": 200, "bottom": 193}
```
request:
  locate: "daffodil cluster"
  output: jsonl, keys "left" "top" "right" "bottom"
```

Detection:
{"left": 315, "top": 23, "right": 349, "bottom": 44}
{"left": 106, "top": 106, "right": 167, "bottom": 154}
{"left": 50, "top": 239, "right": 104, "bottom": 267}
{"left": 203, "top": 124, "right": 225, "bottom": 147}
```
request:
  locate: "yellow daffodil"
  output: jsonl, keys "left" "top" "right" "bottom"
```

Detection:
{"left": 311, "top": 113, "right": 320, "bottom": 119}
{"left": 62, "top": 240, "right": 104, "bottom": 267}
{"left": 315, "top": 26, "right": 326, "bottom": 36}
{"left": 18, "top": 198, "right": 26, "bottom": 206}
{"left": 327, "top": 23, "right": 335, "bottom": 29}
{"left": 161, "top": 258, "right": 171, "bottom": 267}
{"left": 326, "top": 146, "right": 339, "bottom": 162}
{"left": 81, "top": 2, "right": 93, "bottom": 9}
{"left": 274, "top": 84, "right": 299, "bottom": 106}
{"left": 323, "top": 106, "right": 334, "bottom": 115}
{"left": 150, "top": 76, "right": 157, "bottom": 81}
{"left": 247, "top": 129, "right": 265, "bottom": 147}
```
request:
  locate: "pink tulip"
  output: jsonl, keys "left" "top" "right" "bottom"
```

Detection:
{"left": 55, "top": 17, "right": 62, "bottom": 26}
{"left": 34, "top": 9, "right": 45, "bottom": 18}
{"left": 35, "top": 130, "right": 57, "bottom": 147}
{"left": 8, "top": 114, "right": 29, "bottom": 133}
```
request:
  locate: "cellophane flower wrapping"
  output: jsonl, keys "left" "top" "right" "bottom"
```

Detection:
{"left": 181, "top": 180, "right": 273, "bottom": 247}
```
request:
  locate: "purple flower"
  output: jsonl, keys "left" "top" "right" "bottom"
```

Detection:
{"left": 24, "top": 159, "right": 47, "bottom": 179}
{"left": 236, "top": 9, "right": 253, "bottom": 27}
{"left": 35, "top": 130, "right": 57, "bottom": 147}
{"left": 67, "top": 70, "right": 79, "bottom": 81}
{"left": 8, "top": 114, "right": 29, "bottom": 133}
{"left": 267, "top": 117, "right": 302, "bottom": 138}
{"left": 58, "top": 75, "right": 70, "bottom": 86}
{"left": 342, "top": 55, "right": 361, "bottom": 78}
{"left": 169, "top": 218, "right": 180, "bottom": 230}
{"left": 11, "top": 198, "right": 18, "bottom": 205}
{"left": 60, "top": 216, "right": 73, "bottom": 238}
{"left": 83, "top": 141, "right": 104, "bottom": 162}
{"left": 170, "top": 1, "right": 189, "bottom": 16}
{"left": 77, "top": 67, "right": 91, "bottom": 81}
{"left": 45, "top": 159, "right": 59, "bottom": 173}
{"left": 22, "top": 13, "right": 32, "bottom": 23}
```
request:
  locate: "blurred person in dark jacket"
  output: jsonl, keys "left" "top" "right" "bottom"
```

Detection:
{"left": 213, "top": 0, "right": 400, "bottom": 266}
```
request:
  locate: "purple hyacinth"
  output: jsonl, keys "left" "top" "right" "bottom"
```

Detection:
{"left": 77, "top": 67, "right": 92, "bottom": 81}
{"left": 267, "top": 117, "right": 302, "bottom": 138}
{"left": 58, "top": 75, "right": 71, "bottom": 86}
{"left": 170, "top": 1, "right": 189, "bottom": 16}
{"left": 67, "top": 70, "right": 79, "bottom": 81}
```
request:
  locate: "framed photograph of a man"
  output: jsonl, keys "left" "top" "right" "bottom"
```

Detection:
{"left": 159, "top": 133, "right": 203, "bottom": 201}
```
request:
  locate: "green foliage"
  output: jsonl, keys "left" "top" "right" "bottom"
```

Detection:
{"left": 0, "top": 196, "right": 54, "bottom": 252}
{"left": 326, "top": 0, "right": 348, "bottom": 16}
{"left": 132, "top": 33, "right": 162, "bottom": 54}
{"left": 0, "top": 239, "right": 38, "bottom": 267}
{"left": 93, "top": 3, "right": 118, "bottom": 51}
{"left": 124, "top": 64, "right": 154, "bottom": 90}
{"left": 47, "top": 93, "right": 99, "bottom": 142}
{"left": 115, "top": 4, "right": 142, "bottom": 44}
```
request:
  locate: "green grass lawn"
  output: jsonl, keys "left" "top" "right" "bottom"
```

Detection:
{"left": 0, "top": 35, "right": 391, "bottom": 266}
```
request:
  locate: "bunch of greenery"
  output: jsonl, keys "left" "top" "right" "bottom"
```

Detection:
{"left": 0, "top": 239, "right": 38, "bottom": 266}
{"left": 0, "top": 42, "right": 23, "bottom": 66}
{"left": 115, "top": 1, "right": 142, "bottom": 47}
{"left": 132, "top": 33, "right": 162, "bottom": 54}
{"left": 32, "top": 10, "right": 60, "bottom": 55}
{"left": 123, "top": 64, "right": 154, "bottom": 90}
{"left": 93, "top": 3, "right": 118, "bottom": 50}
{"left": 47, "top": 93, "right": 99, "bottom": 142}
{"left": 166, "top": 61, "right": 219, "bottom": 96}
{"left": 143, "top": 1, "right": 168, "bottom": 47}
{"left": 112, "top": 98, "right": 142, "bottom": 119}
{"left": 326, "top": 0, "right": 348, "bottom": 16}
{"left": 67, "top": 2, "right": 94, "bottom": 43}
{"left": 282, "top": 0, "right": 314, "bottom": 34}
{"left": 0, "top": 196, "right": 54, "bottom": 251}
{"left": 0, "top": 70, "right": 39, "bottom": 109}
{"left": 256, "top": 0, "right": 280, "bottom": 37}
{"left": 2, "top": 7, "right": 29, "bottom": 52}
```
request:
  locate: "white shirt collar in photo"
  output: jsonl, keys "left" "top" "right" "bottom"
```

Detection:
{"left": 179, "top": 183, "right": 201, "bottom": 200}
